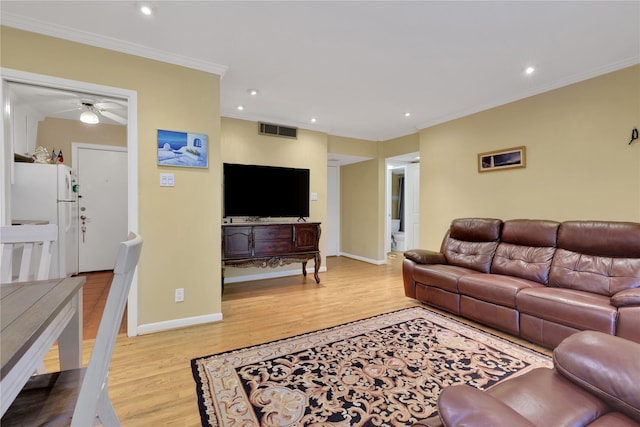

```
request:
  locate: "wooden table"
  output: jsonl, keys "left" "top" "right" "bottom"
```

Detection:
{"left": 0, "top": 276, "right": 85, "bottom": 416}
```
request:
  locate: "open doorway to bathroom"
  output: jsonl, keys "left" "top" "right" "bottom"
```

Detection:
{"left": 385, "top": 153, "right": 420, "bottom": 255}
{"left": 390, "top": 168, "right": 406, "bottom": 252}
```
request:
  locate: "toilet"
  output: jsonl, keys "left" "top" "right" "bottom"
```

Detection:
{"left": 391, "top": 219, "right": 406, "bottom": 252}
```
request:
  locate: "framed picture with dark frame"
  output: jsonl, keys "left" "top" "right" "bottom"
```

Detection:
{"left": 478, "top": 146, "right": 526, "bottom": 173}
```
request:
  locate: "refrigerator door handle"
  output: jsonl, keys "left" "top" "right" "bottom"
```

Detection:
{"left": 66, "top": 203, "right": 72, "bottom": 234}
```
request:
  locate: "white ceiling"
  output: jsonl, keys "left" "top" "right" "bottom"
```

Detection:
{"left": 1, "top": 1, "right": 638, "bottom": 142}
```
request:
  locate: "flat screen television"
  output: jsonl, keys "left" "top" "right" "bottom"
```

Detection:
{"left": 223, "top": 163, "right": 310, "bottom": 219}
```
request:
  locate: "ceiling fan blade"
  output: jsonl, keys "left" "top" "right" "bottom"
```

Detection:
{"left": 99, "top": 110, "right": 128, "bottom": 125}
{"left": 95, "top": 101, "right": 127, "bottom": 110}
{"left": 52, "top": 106, "right": 82, "bottom": 114}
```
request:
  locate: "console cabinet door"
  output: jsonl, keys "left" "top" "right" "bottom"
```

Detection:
{"left": 223, "top": 226, "right": 252, "bottom": 259}
{"left": 294, "top": 224, "right": 319, "bottom": 252}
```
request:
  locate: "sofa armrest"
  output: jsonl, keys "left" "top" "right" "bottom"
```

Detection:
{"left": 437, "top": 384, "right": 537, "bottom": 427}
{"left": 404, "top": 249, "right": 446, "bottom": 265}
{"left": 554, "top": 331, "right": 640, "bottom": 422}
{"left": 611, "top": 288, "right": 640, "bottom": 308}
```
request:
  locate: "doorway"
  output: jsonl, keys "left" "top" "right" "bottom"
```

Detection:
{"left": 385, "top": 153, "right": 420, "bottom": 255}
{"left": 0, "top": 68, "right": 139, "bottom": 336}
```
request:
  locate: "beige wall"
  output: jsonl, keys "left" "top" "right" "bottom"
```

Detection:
{"left": 1, "top": 27, "right": 222, "bottom": 327}
{"left": 327, "top": 135, "right": 377, "bottom": 158}
{"left": 419, "top": 65, "right": 640, "bottom": 249}
{"left": 221, "top": 117, "right": 328, "bottom": 278}
{"left": 36, "top": 117, "right": 127, "bottom": 166}
{"left": 382, "top": 133, "right": 419, "bottom": 158}
{"left": 340, "top": 158, "right": 385, "bottom": 261}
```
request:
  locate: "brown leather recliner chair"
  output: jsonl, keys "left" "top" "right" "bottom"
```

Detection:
{"left": 418, "top": 331, "right": 640, "bottom": 427}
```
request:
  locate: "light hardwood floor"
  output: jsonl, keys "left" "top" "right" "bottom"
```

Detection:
{"left": 45, "top": 254, "right": 547, "bottom": 426}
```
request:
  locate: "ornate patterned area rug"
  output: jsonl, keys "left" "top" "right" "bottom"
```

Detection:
{"left": 191, "top": 307, "right": 551, "bottom": 427}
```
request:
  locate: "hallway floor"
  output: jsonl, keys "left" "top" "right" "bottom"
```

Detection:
{"left": 78, "top": 270, "right": 126, "bottom": 340}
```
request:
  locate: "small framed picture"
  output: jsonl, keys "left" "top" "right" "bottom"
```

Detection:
{"left": 478, "top": 146, "right": 526, "bottom": 173}
{"left": 157, "top": 129, "right": 208, "bottom": 168}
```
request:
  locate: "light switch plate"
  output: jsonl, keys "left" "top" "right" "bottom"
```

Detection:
{"left": 160, "top": 173, "right": 175, "bottom": 187}
{"left": 310, "top": 192, "right": 318, "bottom": 201}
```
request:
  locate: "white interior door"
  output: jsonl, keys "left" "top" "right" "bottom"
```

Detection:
{"left": 405, "top": 162, "right": 420, "bottom": 250}
{"left": 75, "top": 144, "right": 128, "bottom": 272}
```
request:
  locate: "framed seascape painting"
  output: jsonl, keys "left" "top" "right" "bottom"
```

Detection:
{"left": 157, "top": 129, "right": 208, "bottom": 168}
{"left": 478, "top": 146, "right": 526, "bottom": 173}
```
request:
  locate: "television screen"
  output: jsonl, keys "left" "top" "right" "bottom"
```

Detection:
{"left": 223, "top": 163, "right": 310, "bottom": 219}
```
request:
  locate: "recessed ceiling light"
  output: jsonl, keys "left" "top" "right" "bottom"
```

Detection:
{"left": 139, "top": 4, "right": 153, "bottom": 15}
{"left": 525, "top": 66, "right": 535, "bottom": 75}
{"left": 310, "top": 117, "right": 317, "bottom": 123}
{"left": 248, "top": 89, "right": 258, "bottom": 96}
{"left": 404, "top": 112, "right": 411, "bottom": 117}
{"left": 237, "top": 105, "right": 244, "bottom": 111}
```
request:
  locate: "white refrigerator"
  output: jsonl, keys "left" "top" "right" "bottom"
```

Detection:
{"left": 11, "top": 163, "right": 80, "bottom": 278}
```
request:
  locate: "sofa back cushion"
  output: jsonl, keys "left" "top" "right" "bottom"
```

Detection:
{"left": 549, "top": 221, "right": 640, "bottom": 296}
{"left": 491, "top": 219, "right": 559, "bottom": 284}
{"left": 443, "top": 218, "right": 502, "bottom": 273}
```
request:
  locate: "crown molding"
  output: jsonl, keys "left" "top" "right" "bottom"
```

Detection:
{"left": 1, "top": 12, "right": 228, "bottom": 76}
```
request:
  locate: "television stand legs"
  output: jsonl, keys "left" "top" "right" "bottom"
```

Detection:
{"left": 302, "top": 253, "right": 321, "bottom": 284}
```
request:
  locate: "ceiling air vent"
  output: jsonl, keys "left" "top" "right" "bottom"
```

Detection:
{"left": 258, "top": 122, "right": 297, "bottom": 139}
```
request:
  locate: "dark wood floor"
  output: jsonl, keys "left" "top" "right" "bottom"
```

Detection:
{"left": 77, "top": 270, "right": 126, "bottom": 340}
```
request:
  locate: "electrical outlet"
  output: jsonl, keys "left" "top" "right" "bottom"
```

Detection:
{"left": 175, "top": 288, "right": 184, "bottom": 302}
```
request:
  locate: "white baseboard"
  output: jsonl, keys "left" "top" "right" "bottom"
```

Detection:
{"left": 137, "top": 312, "right": 223, "bottom": 335}
{"left": 338, "top": 252, "right": 387, "bottom": 265}
{"left": 224, "top": 265, "right": 327, "bottom": 284}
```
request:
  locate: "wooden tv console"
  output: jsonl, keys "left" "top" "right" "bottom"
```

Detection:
{"left": 221, "top": 222, "right": 321, "bottom": 287}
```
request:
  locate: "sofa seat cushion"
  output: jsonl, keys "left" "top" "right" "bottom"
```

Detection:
{"left": 517, "top": 288, "right": 617, "bottom": 334}
{"left": 587, "top": 413, "right": 640, "bottom": 427}
{"left": 489, "top": 368, "right": 611, "bottom": 427}
{"left": 413, "top": 264, "right": 477, "bottom": 293}
{"left": 437, "top": 384, "right": 537, "bottom": 427}
{"left": 458, "top": 273, "right": 544, "bottom": 308}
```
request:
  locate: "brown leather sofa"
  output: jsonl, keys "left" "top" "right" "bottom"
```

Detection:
{"left": 403, "top": 218, "right": 640, "bottom": 348}
{"left": 417, "top": 331, "right": 640, "bottom": 427}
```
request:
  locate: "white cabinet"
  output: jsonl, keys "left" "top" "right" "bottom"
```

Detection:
{"left": 12, "top": 105, "right": 41, "bottom": 157}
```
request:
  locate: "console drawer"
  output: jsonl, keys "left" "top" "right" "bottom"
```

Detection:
{"left": 253, "top": 226, "right": 292, "bottom": 241}
{"left": 254, "top": 239, "right": 293, "bottom": 255}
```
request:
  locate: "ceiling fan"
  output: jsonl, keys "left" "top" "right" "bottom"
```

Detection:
{"left": 78, "top": 100, "right": 128, "bottom": 125}
{"left": 8, "top": 82, "right": 129, "bottom": 126}
{"left": 48, "top": 97, "right": 128, "bottom": 125}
